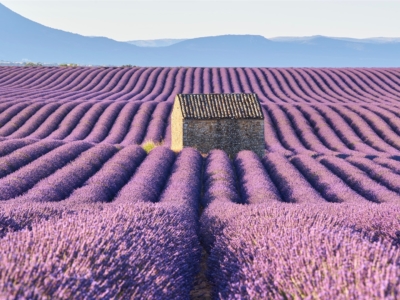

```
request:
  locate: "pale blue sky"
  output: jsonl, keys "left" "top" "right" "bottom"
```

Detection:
{"left": 2, "top": 1, "right": 400, "bottom": 41}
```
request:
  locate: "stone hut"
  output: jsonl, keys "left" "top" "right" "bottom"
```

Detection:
{"left": 171, "top": 93, "right": 265, "bottom": 157}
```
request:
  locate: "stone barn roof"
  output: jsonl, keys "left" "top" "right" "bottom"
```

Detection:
{"left": 176, "top": 93, "right": 263, "bottom": 120}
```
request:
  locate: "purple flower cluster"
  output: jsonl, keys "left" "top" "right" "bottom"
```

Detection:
{"left": 26, "top": 101, "right": 80, "bottom": 139}
{"left": 83, "top": 101, "right": 127, "bottom": 143}
{"left": 0, "top": 203, "right": 200, "bottom": 299}
{"left": 45, "top": 101, "right": 93, "bottom": 140}
{"left": 63, "top": 101, "right": 111, "bottom": 142}
{"left": 0, "top": 145, "right": 202, "bottom": 299}
{"left": 332, "top": 105, "right": 400, "bottom": 155}
{"left": 200, "top": 150, "right": 242, "bottom": 253}
{"left": 101, "top": 101, "right": 140, "bottom": 144}
{"left": 0, "top": 102, "right": 45, "bottom": 136}
{"left": 199, "top": 150, "right": 400, "bottom": 298}
{"left": 120, "top": 102, "right": 157, "bottom": 145}
{"left": 8, "top": 103, "right": 62, "bottom": 139}
{"left": 204, "top": 203, "right": 400, "bottom": 299}
{"left": 348, "top": 105, "right": 400, "bottom": 151}
{"left": 312, "top": 105, "right": 383, "bottom": 155}
{"left": 264, "top": 103, "right": 315, "bottom": 155}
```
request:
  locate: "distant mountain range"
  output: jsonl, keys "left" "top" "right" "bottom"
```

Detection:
{"left": 128, "top": 37, "right": 400, "bottom": 47}
{"left": 268, "top": 36, "right": 400, "bottom": 44}
{"left": 126, "top": 39, "right": 187, "bottom": 47}
{"left": 1, "top": 3, "right": 400, "bottom": 67}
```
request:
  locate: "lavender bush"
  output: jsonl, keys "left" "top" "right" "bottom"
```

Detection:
{"left": 204, "top": 203, "right": 400, "bottom": 299}
{"left": 0, "top": 203, "right": 201, "bottom": 299}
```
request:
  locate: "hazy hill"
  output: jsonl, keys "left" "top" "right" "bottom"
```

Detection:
{"left": 1, "top": 3, "right": 400, "bottom": 67}
{"left": 126, "top": 39, "right": 187, "bottom": 47}
{"left": 0, "top": 3, "right": 146, "bottom": 66}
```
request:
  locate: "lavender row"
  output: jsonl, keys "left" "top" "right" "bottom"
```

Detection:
{"left": 262, "top": 153, "right": 326, "bottom": 203}
{"left": 7, "top": 103, "right": 63, "bottom": 139}
{"left": 199, "top": 151, "right": 400, "bottom": 297}
{"left": 3, "top": 143, "right": 400, "bottom": 208}
{"left": 114, "top": 146, "right": 175, "bottom": 203}
{"left": 199, "top": 149, "right": 249, "bottom": 262}
{"left": 319, "top": 155, "right": 400, "bottom": 203}
{"left": 119, "top": 102, "right": 157, "bottom": 145}
{"left": 1, "top": 67, "right": 400, "bottom": 104}
{"left": 10, "top": 144, "right": 118, "bottom": 204}
{"left": 0, "top": 146, "right": 176, "bottom": 224}
{"left": 0, "top": 141, "right": 92, "bottom": 200}
{"left": 202, "top": 149, "right": 241, "bottom": 207}
{"left": 234, "top": 150, "right": 281, "bottom": 204}
{"left": 26, "top": 101, "right": 82, "bottom": 139}
{"left": 1, "top": 146, "right": 400, "bottom": 298}
{"left": 201, "top": 203, "right": 400, "bottom": 299}
{"left": 0, "top": 101, "right": 170, "bottom": 145}
{"left": 0, "top": 146, "right": 197, "bottom": 239}
{"left": 158, "top": 147, "right": 203, "bottom": 214}
{"left": 4, "top": 101, "right": 400, "bottom": 158}
{"left": 0, "top": 145, "right": 144, "bottom": 236}
{"left": 65, "top": 145, "right": 146, "bottom": 204}
{"left": 0, "top": 140, "right": 63, "bottom": 179}
{"left": 0, "top": 203, "right": 201, "bottom": 299}
{"left": 290, "top": 155, "right": 368, "bottom": 203}
{"left": 0, "top": 138, "right": 35, "bottom": 157}
{"left": 3, "top": 149, "right": 399, "bottom": 246}
{"left": 348, "top": 104, "right": 400, "bottom": 150}
{"left": 142, "top": 102, "right": 172, "bottom": 144}
{"left": 330, "top": 105, "right": 400, "bottom": 154}
{"left": 346, "top": 156, "right": 400, "bottom": 195}
{"left": 81, "top": 101, "right": 127, "bottom": 143}
{"left": 0, "top": 147, "right": 202, "bottom": 298}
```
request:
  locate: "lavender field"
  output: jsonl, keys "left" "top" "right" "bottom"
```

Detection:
{"left": 0, "top": 66, "right": 400, "bottom": 299}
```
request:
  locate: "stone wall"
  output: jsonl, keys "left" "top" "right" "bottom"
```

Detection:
{"left": 171, "top": 100, "right": 183, "bottom": 151}
{"left": 183, "top": 119, "right": 265, "bottom": 157}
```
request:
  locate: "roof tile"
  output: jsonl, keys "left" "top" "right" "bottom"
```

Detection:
{"left": 176, "top": 93, "right": 263, "bottom": 119}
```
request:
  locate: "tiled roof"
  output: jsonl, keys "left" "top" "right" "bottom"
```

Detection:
{"left": 176, "top": 93, "right": 263, "bottom": 119}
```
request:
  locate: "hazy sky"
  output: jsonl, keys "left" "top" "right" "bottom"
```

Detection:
{"left": 2, "top": 1, "right": 400, "bottom": 41}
